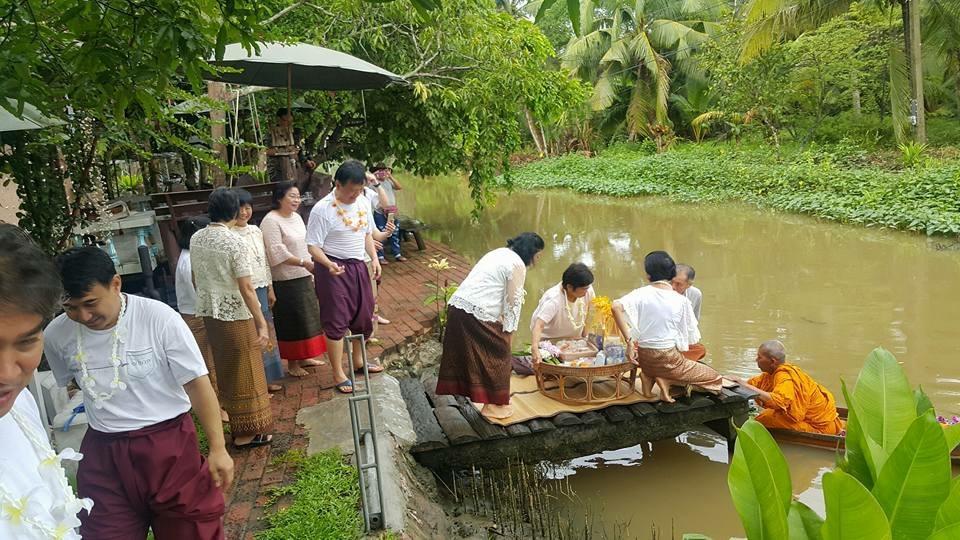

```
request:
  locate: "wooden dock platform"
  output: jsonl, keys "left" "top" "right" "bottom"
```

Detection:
{"left": 401, "top": 372, "right": 758, "bottom": 470}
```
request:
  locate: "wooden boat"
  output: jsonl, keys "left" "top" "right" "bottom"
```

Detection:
{"left": 767, "top": 407, "right": 960, "bottom": 463}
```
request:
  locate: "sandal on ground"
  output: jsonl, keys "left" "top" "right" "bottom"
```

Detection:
{"left": 335, "top": 379, "right": 354, "bottom": 394}
{"left": 394, "top": 256, "right": 408, "bottom": 262}
{"left": 268, "top": 384, "right": 283, "bottom": 393}
{"left": 376, "top": 315, "right": 391, "bottom": 325}
{"left": 354, "top": 362, "right": 384, "bottom": 374}
{"left": 367, "top": 337, "right": 382, "bottom": 345}
{"left": 233, "top": 434, "right": 273, "bottom": 450}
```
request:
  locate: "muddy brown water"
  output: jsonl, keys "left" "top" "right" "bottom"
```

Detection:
{"left": 396, "top": 174, "right": 959, "bottom": 537}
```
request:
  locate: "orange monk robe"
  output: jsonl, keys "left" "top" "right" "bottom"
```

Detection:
{"left": 748, "top": 364, "right": 844, "bottom": 435}
{"left": 682, "top": 343, "right": 707, "bottom": 361}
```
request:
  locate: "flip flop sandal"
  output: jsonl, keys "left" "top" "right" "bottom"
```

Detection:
{"left": 395, "top": 256, "right": 408, "bottom": 262}
{"left": 234, "top": 434, "right": 273, "bottom": 450}
{"left": 355, "top": 363, "right": 384, "bottom": 374}
{"left": 335, "top": 379, "right": 354, "bottom": 394}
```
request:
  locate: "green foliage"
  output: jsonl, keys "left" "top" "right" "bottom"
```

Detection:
{"left": 257, "top": 449, "right": 362, "bottom": 540}
{"left": 504, "top": 144, "right": 960, "bottom": 235}
{"left": 0, "top": 0, "right": 263, "bottom": 121}
{"left": 263, "top": 0, "right": 584, "bottom": 214}
{"left": 729, "top": 347, "right": 960, "bottom": 540}
{"left": 727, "top": 420, "right": 793, "bottom": 539}
{"left": 423, "top": 256, "right": 458, "bottom": 339}
{"left": 118, "top": 174, "right": 144, "bottom": 194}
{"left": 899, "top": 142, "right": 930, "bottom": 168}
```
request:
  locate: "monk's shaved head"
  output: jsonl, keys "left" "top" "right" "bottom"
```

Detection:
{"left": 759, "top": 340, "right": 787, "bottom": 363}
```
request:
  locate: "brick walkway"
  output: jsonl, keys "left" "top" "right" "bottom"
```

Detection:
{"left": 223, "top": 239, "right": 470, "bottom": 539}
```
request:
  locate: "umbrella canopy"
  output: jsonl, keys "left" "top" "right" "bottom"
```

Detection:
{"left": 207, "top": 42, "right": 405, "bottom": 90}
{"left": 1, "top": 99, "right": 65, "bottom": 133}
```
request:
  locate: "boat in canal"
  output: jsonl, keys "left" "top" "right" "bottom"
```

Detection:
{"left": 767, "top": 407, "right": 960, "bottom": 463}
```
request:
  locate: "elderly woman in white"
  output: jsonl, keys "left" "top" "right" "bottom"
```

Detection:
{"left": 436, "top": 233, "right": 545, "bottom": 420}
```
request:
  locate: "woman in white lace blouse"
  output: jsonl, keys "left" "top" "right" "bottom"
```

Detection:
{"left": 436, "top": 233, "right": 545, "bottom": 420}
{"left": 190, "top": 188, "right": 273, "bottom": 449}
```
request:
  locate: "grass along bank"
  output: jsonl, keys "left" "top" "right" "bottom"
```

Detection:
{"left": 256, "top": 450, "right": 363, "bottom": 540}
{"left": 502, "top": 142, "right": 960, "bottom": 236}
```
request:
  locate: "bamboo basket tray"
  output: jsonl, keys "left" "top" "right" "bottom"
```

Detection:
{"left": 534, "top": 361, "right": 638, "bottom": 405}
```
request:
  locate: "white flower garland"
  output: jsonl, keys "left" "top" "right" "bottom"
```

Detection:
{"left": 564, "top": 295, "right": 587, "bottom": 331}
{"left": 75, "top": 294, "right": 128, "bottom": 409}
{"left": 0, "top": 408, "right": 93, "bottom": 539}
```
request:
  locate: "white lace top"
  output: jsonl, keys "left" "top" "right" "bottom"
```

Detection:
{"left": 189, "top": 223, "right": 254, "bottom": 321}
{"left": 449, "top": 247, "right": 527, "bottom": 333}
{"left": 233, "top": 224, "right": 273, "bottom": 289}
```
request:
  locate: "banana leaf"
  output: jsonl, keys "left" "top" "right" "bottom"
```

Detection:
{"left": 839, "top": 380, "right": 877, "bottom": 488}
{"left": 788, "top": 500, "right": 823, "bottom": 540}
{"left": 727, "top": 419, "right": 792, "bottom": 539}
{"left": 935, "top": 477, "right": 960, "bottom": 531}
{"left": 871, "top": 410, "right": 951, "bottom": 540}
{"left": 822, "top": 470, "right": 892, "bottom": 540}
{"left": 851, "top": 348, "right": 916, "bottom": 457}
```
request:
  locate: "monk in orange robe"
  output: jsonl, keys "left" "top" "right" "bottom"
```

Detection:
{"left": 733, "top": 340, "right": 844, "bottom": 435}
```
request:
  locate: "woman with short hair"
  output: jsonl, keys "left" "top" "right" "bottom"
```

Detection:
{"left": 529, "top": 262, "right": 596, "bottom": 365}
{"left": 190, "top": 187, "right": 273, "bottom": 448}
{"left": 260, "top": 181, "right": 328, "bottom": 378}
{"left": 436, "top": 232, "right": 545, "bottom": 419}
{"left": 612, "top": 251, "right": 722, "bottom": 403}
{"left": 232, "top": 188, "right": 284, "bottom": 392}
{"left": 175, "top": 215, "right": 228, "bottom": 419}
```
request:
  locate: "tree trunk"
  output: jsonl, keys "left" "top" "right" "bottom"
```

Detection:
{"left": 851, "top": 73, "right": 862, "bottom": 115}
{"left": 524, "top": 107, "right": 545, "bottom": 156}
{"left": 208, "top": 82, "right": 229, "bottom": 186}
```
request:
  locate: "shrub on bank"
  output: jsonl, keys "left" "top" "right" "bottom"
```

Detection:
{"left": 504, "top": 146, "right": 960, "bottom": 235}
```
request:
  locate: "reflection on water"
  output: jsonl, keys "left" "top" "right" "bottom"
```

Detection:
{"left": 398, "top": 174, "right": 960, "bottom": 416}
{"left": 541, "top": 430, "right": 832, "bottom": 538}
{"left": 397, "top": 174, "right": 960, "bottom": 537}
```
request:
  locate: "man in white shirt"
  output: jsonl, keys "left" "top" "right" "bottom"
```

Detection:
{"left": 671, "top": 263, "right": 707, "bottom": 361}
{"left": 0, "top": 225, "right": 90, "bottom": 539}
{"left": 306, "top": 159, "right": 385, "bottom": 394}
{"left": 672, "top": 263, "right": 702, "bottom": 321}
{"left": 44, "top": 247, "right": 232, "bottom": 539}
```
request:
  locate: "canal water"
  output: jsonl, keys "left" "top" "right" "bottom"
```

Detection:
{"left": 396, "top": 174, "right": 959, "bottom": 537}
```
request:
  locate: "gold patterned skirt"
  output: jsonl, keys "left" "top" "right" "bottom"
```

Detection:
{"left": 203, "top": 317, "right": 273, "bottom": 437}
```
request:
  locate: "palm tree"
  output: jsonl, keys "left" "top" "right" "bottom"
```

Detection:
{"left": 924, "top": 0, "right": 960, "bottom": 116}
{"left": 737, "top": 0, "right": 944, "bottom": 141}
{"left": 562, "top": 0, "right": 722, "bottom": 141}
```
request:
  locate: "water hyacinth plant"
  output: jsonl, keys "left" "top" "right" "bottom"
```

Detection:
{"left": 727, "top": 347, "right": 960, "bottom": 540}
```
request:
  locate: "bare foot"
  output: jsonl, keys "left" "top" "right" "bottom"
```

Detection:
{"left": 288, "top": 366, "right": 309, "bottom": 377}
{"left": 657, "top": 378, "right": 676, "bottom": 403}
{"left": 268, "top": 384, "right": 283, "bottom": 393}
{"left": 639, "top": 372, "right": 656, "bottom": 398}
{"left": 301, "top": 358, "right": 324, "bottom": 367}
{"left": 481, "top": 404, "right": 513, "bottom": 419}
{"left": 220, "top": 409, "right": 230, "bottom": 423}
{"left": 376, "top": 315, "right": 391, "bottom": 325}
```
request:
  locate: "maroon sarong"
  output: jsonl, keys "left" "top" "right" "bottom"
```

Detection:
{"left": 77, "top": 413, "right": 225, "bottom": 539}
{"left": 436, "top": 305, "right": 512, "bottom": 405}
{"left": 314, "top": 256, "right": 374, "bottom": 340}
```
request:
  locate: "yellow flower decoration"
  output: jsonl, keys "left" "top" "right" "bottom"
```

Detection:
{"left": 590, "top": 296, "right": 617, "bottom": 337}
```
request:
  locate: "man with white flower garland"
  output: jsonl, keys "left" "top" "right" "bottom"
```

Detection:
{"left": 43, "top": 247, "right": 233, "bottom": 539}
{"left": 0, "top": 225, "right": 91, "bottom": 540}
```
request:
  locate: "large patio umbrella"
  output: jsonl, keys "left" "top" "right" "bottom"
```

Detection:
{"left": 1, "top": 99, "right": 65, "bottom": 132}
{"left": 207, "top": 42, "right": 406, "bottom": 110}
